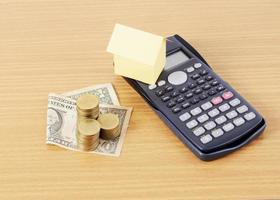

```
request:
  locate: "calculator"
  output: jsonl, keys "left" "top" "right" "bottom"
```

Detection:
{"left": 125, "top": 34, "right": 266, "bottom": 161}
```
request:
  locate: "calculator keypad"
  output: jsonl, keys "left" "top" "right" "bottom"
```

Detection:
{"left": 147, "top": 61, "right": 259, "bottom": 148}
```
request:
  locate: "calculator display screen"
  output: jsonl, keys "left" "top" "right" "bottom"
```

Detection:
{"left": 164, "top": 50, "right": 189, "bottom": 70}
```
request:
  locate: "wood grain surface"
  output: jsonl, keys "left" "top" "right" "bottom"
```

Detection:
{"left": 0, "top": 0, "right": 280, "bottom": 199}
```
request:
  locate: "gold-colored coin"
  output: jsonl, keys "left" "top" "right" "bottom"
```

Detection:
{"left": 97, "top": 113, "right": 120, "bottom": 140}
{"left": 77, "top": 138, "right": 99, "bottom": 148}
{"left": 76, "top": 94, "right": 99, "bottom": 111}
{"left": 76, "top": 118, "right": 100, "bottom": 151}
{"left": 98, "top": 113, "right": 119, "bottom": 130}
{"left": 77, "top": 119, "right": 100, "bottom": 137}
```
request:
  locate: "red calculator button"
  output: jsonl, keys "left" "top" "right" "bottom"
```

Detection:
{"left": 222, "top": 91, "right": 234, "bottom": 100}
{"left": 211, "top": 96, "right": 223, "bottom": 105}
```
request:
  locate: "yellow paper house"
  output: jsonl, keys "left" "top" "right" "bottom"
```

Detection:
{"left": 107, "top": 24, "right": 166, "bottom": 84}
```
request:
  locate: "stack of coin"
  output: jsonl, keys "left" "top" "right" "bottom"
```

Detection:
{"left": 76, "top": 94, "right": 99, "bottom": 119}
{"left": 76, "top": 119, "right": 100, "bottom": 151}
{"left": 97, "top": 113, "right": 120, "bottom": 140}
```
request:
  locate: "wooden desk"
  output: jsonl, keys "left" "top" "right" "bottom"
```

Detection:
{"left": 0, "top": 0, "right": 279, "bottom": 199}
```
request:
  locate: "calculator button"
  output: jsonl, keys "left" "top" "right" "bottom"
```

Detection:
{"left": 193, "top": 127, "right": 205, "bottom": 136}
{"left": 188, "top": 83, "right": 197, "bottom": 89}
{"left": 191, "top": 73, "right": 200, "bottom": 80}
{"left": 172, "top": 107, "right": 182, "bottom": 113}
{"left": 161, "top": 95, "right": 170, "bottom": 102}
{"left": 179, "top": 112, "right": 191, "bottom": 122}
{"left": 197, "top": 79, "right": 205, "bottom": 85}
{"left": 223, "top": 122, "right": 234, "bottom": 132}
{"left": 194, "top": 63, "right": 202, "bottom": 68}
{"left": 176, "top": 96, "right": 185, "bottom": 103}
{"left": 215, "top": 115, "right": 227, "bottom": 125}
{"left": 191, "top": 97, "right": 200, "bottom": 105}
{"left": 179, "top": 87, "right": 188, "bottom": 93}
{"left": 233, "top": 117, "right": 245, "bottom": 126}
{"left": 168, "top": 71, "right": 187, "bottom": 85}
{"left": 237, "top": 105, "right": 248, "bottom": 114}
{"left": 190, "top": 107, "right": 202, "bottom": 116}
{"left": 156, "top": 90, "right": 165, "bottom": 96}
{"left": 226, "top": 110, "right": 238, "bottom": 119}
{"left": 194, "top": 88, "right": 203, "bottom": 94}
{"left": 185, "top": 92, "right": 193, "bottom": 99}
{"left": 204, "top": 121, "right": 216, "bottom": 130}
{"left": 171, "top": 91, "right": 180, "bottom": 97}
{"left": 244, "top": 112, "right": 256, "bottom": 121}
{"left": 199, "top": 70, "right": 208, "bottom": 76}
{"left": 229, "top": 98, "right": 241, "bottom": 107}
{"left": 186, "top": 67, "right": 195, "bottom": 73}
{"left": 208, "top": 89, "right": 217, "bottom": 96}
{"left": 208, "top": 108, "right": 220, "bottom": 117}
{"left": 148, "top": 84, "right": 157, "bottom": 90}
{"left": 167, "top": 101, "right": 176, "bottom": 108}
{"left": 182, "top": 102, "right": 191, "bottom": 109}
{"left": 157, "top": 80, "right": 166, "bottom": 86}
{"left": 200, "top": 134, "right": 213, "bottom": 144}
{"left": 222, "top": 91, "right": 234, "bottom": 100}
{"left": 216, "top": 85, "right": 225, "bottom": 92}
{"left": 197, "top": 114, "right": 209, "bottom": 123}
{"left": 218, "top": 103, "right": 230, "bottom": 112}
{"left": 205, "top": 75, "right": 213, "bottom": 81}
{"left": 186, "top": 120, "right": 198, "bottom": 129}
{"left": 211, "top": 96, "right": 223, "bottom": 105}
{"left": 203, "top": 84, "right": 211, "bottom": 90}
{"left": 201, "top": 102, "right": 213, "bottom": 111}
{"left": 165, "top": 86, "right": 174, "bottom": 92}
{"left": 199, "top": 93, "right": 208, "bottom": 100}
{"left": 211, "top": 80, "right": 219, "bottom": 86}
{"left": 212, "top": 129, "right": 224, "bottom": 138}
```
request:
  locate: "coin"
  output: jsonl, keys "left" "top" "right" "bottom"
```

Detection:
{"left": 76, "top": 119, "right": 100, "bottom": 151}
{"left": 77, "top": 119, "right": 100, "bottom": 136}
{"left": 97, "top": 113, "right": 120, "bottom": 140}
{"left": 76, "top": 94, "right": 99, "bottom": 119}
{"left": 76, "top": 94, "right": 99, "bottom": 111}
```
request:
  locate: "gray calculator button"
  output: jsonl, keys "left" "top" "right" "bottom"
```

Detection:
{"left": 204, "top": 121, "right": 216, "bottom": 130}
{"left": 229, "top": 98, "right": 241, "bottom": 107}
{"left": 197, "top": 114, "right": 209, "bottom": 123}
{"left": 168, "top": 71, "right": 187, "bottom": 85}
{"left": 157, "top": 80, "right": 166, "bottom": 86}
{"left": 186, "top": 119, "right": 198, "bottom": 129}
{"left": 179, "top": 112, "right": 191, "bottom": 122}
{"left": 223, "top": 122, "right": 234, "bottom": 132}
{"left": 193, "top": 127, "right": 205, "bottom": 136}
{"left": 200, "top": 134, "right": 213, "bottom": 144}
{"left": 226, "top": 110, "right": 238, "bottom": 119}
{"left": 219, "top": 103, "right": 230, "bottom": 112}
{"left": 186, "top": 67, "right": 195, "bottom": 73}
{"left": 190, "top": 107, "right": 202, "bottom": 116}
{"left": 237, "top": 105, "right": 248, "bottom": 114}
{"left": 244, "top": 112, "right": 256, "bottom": 121}
{"left": 194, "top": 63, "right": 202, "bottom": 68}
{"left": 208, "top": 108, "right": 220, "bottom": 118}
{"left": 215, "top": 115, "right": 227, "bottom": 125}
{"left": 201, "top": 102, "right": 213, "bottom": 111}
{"left": 148, "top": 84, "right": 157, "bottom": 90}
{"left": 212, "top": 128, "right": 224, "bottom": 138}
{"left": 233, "top": 117, "right": 245, "bottom": 126}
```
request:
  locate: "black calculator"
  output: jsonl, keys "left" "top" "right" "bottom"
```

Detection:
{"left": 125, "top": 34, "right": 266, "bottom": 161}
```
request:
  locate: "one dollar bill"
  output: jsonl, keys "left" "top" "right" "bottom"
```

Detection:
{"left": 62, "top": 83, "right": 120, "bottom": 105}
{"left": 46, "top": 84, "right": 132, "bottom": 157}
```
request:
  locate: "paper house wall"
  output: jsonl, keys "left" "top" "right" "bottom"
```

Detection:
{"left": 107, "top": 24, "right": 166, "bottom": 84}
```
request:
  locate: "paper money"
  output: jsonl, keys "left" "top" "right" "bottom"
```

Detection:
{"left": 46, "top": 93, "right": 132, "bottom": 156}
{"left": 63, "top": 83, "right": 120, "bottom": 105}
